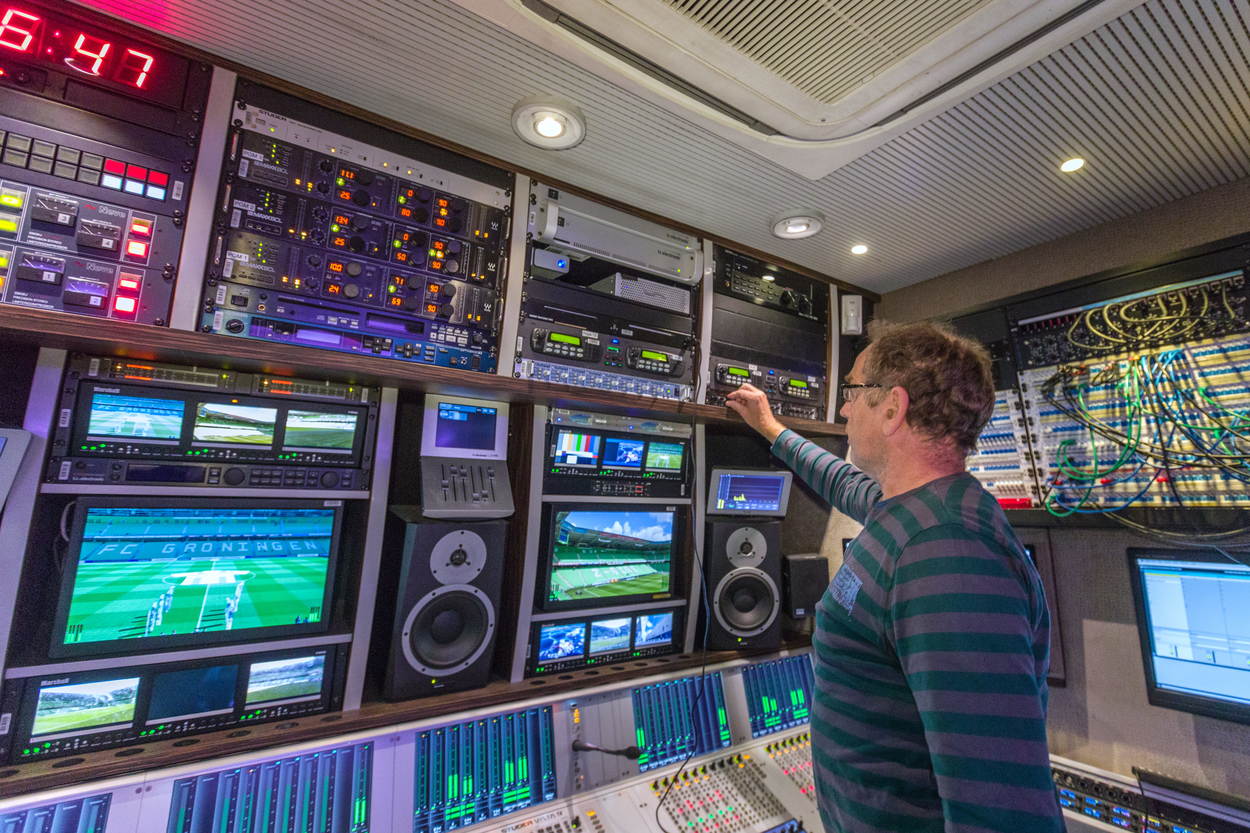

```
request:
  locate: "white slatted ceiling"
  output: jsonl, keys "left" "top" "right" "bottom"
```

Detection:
{"left": 75, "top": 0, "right": 1250, "bottom": 294}
{"left": 667, "top": 0, "right": 991, "bottom": 104}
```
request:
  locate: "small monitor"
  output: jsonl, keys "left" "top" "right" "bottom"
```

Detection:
{"left": 31, "top": 676, "right": 140, "bottom": 740}
{"left": 645, "top": 441, "right": 684, "bottom": 472}
{"left": 420, "top": 394, "right": 509, "bottom": 460}
{"left": 51, "top": 498, "right": 342, "bottom": 658}
{"left": 147, "top": 665, "right": 237, "bottom": 724}
{"left": 86, "top": 391, "right": 185, "bottom": 442}
{"left": 588, "top": 617, "right": 632, "bottom": 655}
{"left": 553, "top": 430, "right": 602, "bottom": 467}
{"left": 536, "top": 622, "right": 586, "bottom": 663}
{"left": 0, "top": 427, "right": 32, "bottom": 512}
{"left": 540, "top": 505, "right": 679, "bottom": 610}
{"left": 634, "top": 611, "right": 675, "bottom": 648}
{"left": 602, "top": 437, "right": 644, "bottom": 469}
{"left": 245, "top": 654, "right": 327, "bottom": 708}
{"left": 707, "top": 468, "right": 793, "bottom": 516}
{"left": 281, "top": 409, "right": 359, "bottom": 453}
{"left": 192, "top": 402, "right": 278, "bottom": 447}
{"left": 1128, "top": 549, "right": 1250, "bottom": 725}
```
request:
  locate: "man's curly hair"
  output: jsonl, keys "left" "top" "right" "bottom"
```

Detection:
{"left": 860, "top": 320, "right": 995, "bottom": 456}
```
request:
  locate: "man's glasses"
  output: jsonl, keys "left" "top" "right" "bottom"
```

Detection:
{"left": 840, "top": 382, "right": 882, "bottom": 403}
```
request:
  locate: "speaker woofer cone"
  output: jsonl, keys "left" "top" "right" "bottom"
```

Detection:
{"left": 712, "top": 568, "right": 780, "bottom": 637}
{"left": 401, "top": 584, "right": 496, "bottom": 675}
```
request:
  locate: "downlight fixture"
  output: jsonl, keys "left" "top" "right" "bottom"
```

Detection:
{"left": 512, "top": 96, "right": 586, "bottom": 149}
{"left": 771, "top": 211, "right": 824, "bottom": 239}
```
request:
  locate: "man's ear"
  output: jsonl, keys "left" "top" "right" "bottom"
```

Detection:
{"left": 880, "top": 386, "right": 909, "bottom": 436}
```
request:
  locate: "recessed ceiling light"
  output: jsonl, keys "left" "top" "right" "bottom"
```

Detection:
{"left": 771, "top": 211, "right": 824, "bottom": 239}
{"left": 851, "top": 244, "right": 869, "bottom": 255}
{"left": 1060, "top": 157, "right": 1085, "bottom": 173}
{"left": 512, "top": 96, "right": 586, "bottom": 150}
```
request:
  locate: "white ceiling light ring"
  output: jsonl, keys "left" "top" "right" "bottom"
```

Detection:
{"left": 771, "top": 210, "right": 824, "bottom": 239}
{"left": 512, "top": 95, "right": 586, "bottom": 149}
{"left": 1060, "top": 156, "right": 1086, "bottom": 172}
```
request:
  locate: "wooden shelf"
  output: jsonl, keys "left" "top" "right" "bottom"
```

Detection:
{"left": 0, "top": 307, "right": 845, "bottom": 438}
{"left": 0, "top": 640, "right": 811, "bottom": 798}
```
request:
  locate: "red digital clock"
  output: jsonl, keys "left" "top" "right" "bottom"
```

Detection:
{"left": 0, "top": 3, "right": 188, "bottom": 109}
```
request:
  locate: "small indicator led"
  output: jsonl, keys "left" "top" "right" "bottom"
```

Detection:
{"left": 117, "top": 274, "right": 141, "bottom": 291}
{"left": 129, "top": 219, "right": 152, "bottom": 236}
{"left": 113, "top": 296, "right": 137, "bottom": 314}
{"left": 125, "top": 240, "right": 148, "bottom": 258}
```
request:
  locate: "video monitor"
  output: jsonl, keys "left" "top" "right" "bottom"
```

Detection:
{"left": 245, "top": 654, "right": 327, "bottom": 708}
{"left": 634, "top": 612, "right": 675, "bottom": 648}
{"left": 707, "top": 468, "right": 793, "bottom": 517}
{"left": 1128, "top": 549, "right": 1250, "bottom": 725}
{"left": 31, "top": 677, "right": 139, "bottom": 740}
{"left": 588, "top": 617, "right": 632, "bottom": 655}
{"left": 281, "top": 409, "right": 359, "bottom": 453}
{"left": 540, "top": 505, "right": 679, "bottom": 610}
{"left": 553, "top": 430, "right": 602, "bottom": 467}
{"left": 147, "top": 665, "right": 237, "bottom": 724}
{"left": 645, "top": 441, "right": 684, "bottom": 472}
{"left": 602, "top": 437, "right": 644, "bottom": 469}
{"left": 420, "top": 394, "right": 509, "bottom": 460}
{"left": 86, "top": 391, "right": 185, "bottom": 442}
{"left": 536, "top": 622, "right": 586, "bottom": 663}
{"left": 51, "top": 498, "right": 342, "bottom": 658}
{"left": 192, "top": 402, "right": 277, "bottom": 446}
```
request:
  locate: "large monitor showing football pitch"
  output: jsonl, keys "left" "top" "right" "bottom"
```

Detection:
{"left": 538, "top": 504, "right": 680, "bottom": 611}
{"left": 50, "top": 498, "right": 343, "bottom": 658}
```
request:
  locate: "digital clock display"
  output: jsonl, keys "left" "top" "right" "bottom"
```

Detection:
{"left": 0, "top": 4, "right": 188, "bottom": 108}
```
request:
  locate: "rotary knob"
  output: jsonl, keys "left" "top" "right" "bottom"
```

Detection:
{"left": 439, "top": 302, "right": 455, "bottom": 317}
{"left": 345, "top": 261, "right": 364, "bottom": 277}
{"left": 445, "top": 259, "right": 460, "bottom": 273}
{"left": 318, "top": 159, "right": 334, "bottom": 172}
{"left": 402, "top": 295, "right": 421, "bottom": 311}
{"left": 440, "top": 282, "right": 456, "bottom": 299}
{"left": 225, "top": 319, "right": 245, "bottom": 333}
{"left": 352, "top": 215, "right": 370, "bottom": 231}
{"left": 223, "top": 467, "right": 246, "bottom": 486}
{"left": 358, "top": 170, "right": 375, "bottom": 186}
{"left": 305, "top": 254, "right": 322, "bottom": 267}
{"left": 343, "top": 283, "right": 360, "bottom": 299}
{"left": 352, "top": 190, "right": 370, "bottom": 207}
{"left": 319, "top": 471, "right": 340, "bottom": 487}
{"left": 780, "top": 289, "right": 797, "bottom": 309}
{"left": 348, "top": 236, "right": 365, "bottom": 253}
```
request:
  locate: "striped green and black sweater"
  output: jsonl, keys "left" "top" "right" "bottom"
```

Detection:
{"left": 772, "top": 429, "right": 1062, "bottom": 833}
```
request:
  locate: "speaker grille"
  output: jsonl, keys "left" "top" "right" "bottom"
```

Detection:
{"left": 712, "top": 568, "right": 780, "bottom": 637}
{"left": 401, "top": 585, "right": 496, "bottom": 675}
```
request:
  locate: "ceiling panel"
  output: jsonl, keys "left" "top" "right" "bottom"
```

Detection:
{"left": 74, "top": 0, "right": 1250, "bottom": 294}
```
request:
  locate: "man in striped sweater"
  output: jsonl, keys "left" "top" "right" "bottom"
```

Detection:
{"left": 725, "top": 320, "right": 1061, "bottom": 833}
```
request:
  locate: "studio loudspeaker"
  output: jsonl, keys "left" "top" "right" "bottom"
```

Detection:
{"left": 384, "top": 513, "right": 505, "bottom": 699}
{"left": 702, "top": 520, "right": 782, "bottom": 650}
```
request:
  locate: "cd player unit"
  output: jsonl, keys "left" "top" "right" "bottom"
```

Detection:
{"left": 200, "top": 83, "right": 511, "bottom": 373}
{"left": 527, "top": 183, "right": 700, "bottom": 285}
{"left": 706, "top": 359, "right": 825, "bottom": 420}
{"left": 46, "top": 354, "right": 378, "bottom": 491}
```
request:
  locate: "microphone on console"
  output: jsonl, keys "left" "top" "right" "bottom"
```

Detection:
{"left": 571, "top": 740, "right": 643, "bottom": 760}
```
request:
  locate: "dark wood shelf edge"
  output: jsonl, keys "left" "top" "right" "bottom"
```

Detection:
{"left": 0, "top": 639, "right": 812, "bottom": 797}
{"left": 0, "top": 308, "right": 845, "bottom": 437}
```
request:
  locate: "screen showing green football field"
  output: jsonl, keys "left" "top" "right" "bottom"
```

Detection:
{"left": 547, "top": 511, "right": 673, "bottom": 603}
{"left": 60, "top": 506, "right": 335, "bottom": 648}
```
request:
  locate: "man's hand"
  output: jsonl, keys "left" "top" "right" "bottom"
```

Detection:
{"left": 725, "top": 383, "right": 786, "bottom": 443}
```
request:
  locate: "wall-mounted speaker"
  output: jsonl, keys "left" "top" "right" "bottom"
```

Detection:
{"left": 701, "top": 520, "right": 782, "bottom": 650}
{"left": 383, "top": 510, "right": 505, "bottom": 699}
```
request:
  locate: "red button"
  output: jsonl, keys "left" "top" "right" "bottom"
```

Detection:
{"left": 126, "top": 240, "right": 148, "bottom": 258}
{"left": 126, "top": 164, "right": 147, "bottom": 179}
{"left": 148, "top": 170, "right": 169, "bottom": 186}
{"left": 118, "top": 273, "right": 142, "bottom": 292}
{"left": 113, "top": 296, "right": 137, "bottom": 314}
{"left": 103, "top": 158, "right": 126, "bottom": 175}
{"left": 129, "top": 219, "right": 153, "bottom": 237}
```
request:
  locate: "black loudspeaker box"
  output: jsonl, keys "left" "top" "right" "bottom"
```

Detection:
{"left": 783, "top": 553, "right": 829, "bottom": 618}
{"left": 383, "top": 508, "right": 505, "bottom": 699}
{"left": 702, "top": 519, "right": 782, "bottom": 651}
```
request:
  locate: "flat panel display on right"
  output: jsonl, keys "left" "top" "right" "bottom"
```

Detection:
{"left": 707, "top": 469, "right": 792, "bottom": 517}
{"left": 1127, "top": 549, "right": 1250, "bottom": 725}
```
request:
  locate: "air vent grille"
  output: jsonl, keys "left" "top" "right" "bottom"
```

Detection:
{"left": 666, "top": 0, "right": 993, "bottom": 105}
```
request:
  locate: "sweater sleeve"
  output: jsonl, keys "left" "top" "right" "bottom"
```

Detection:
{"left": 770, "top": 429, "right": 883, "bottom": 523}
{"left": 887, "top": 524, "right": 1062, "bottom": 833}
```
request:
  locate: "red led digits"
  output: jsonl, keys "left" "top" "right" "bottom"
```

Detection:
{"left": 0, "top": 8, "right": 39, "bottom": 51}
{"left": 66, "top": 32, "right": 110, "bottom": 76}
{"left": 117, "top": 48, "right": 152, "bottom": 87}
